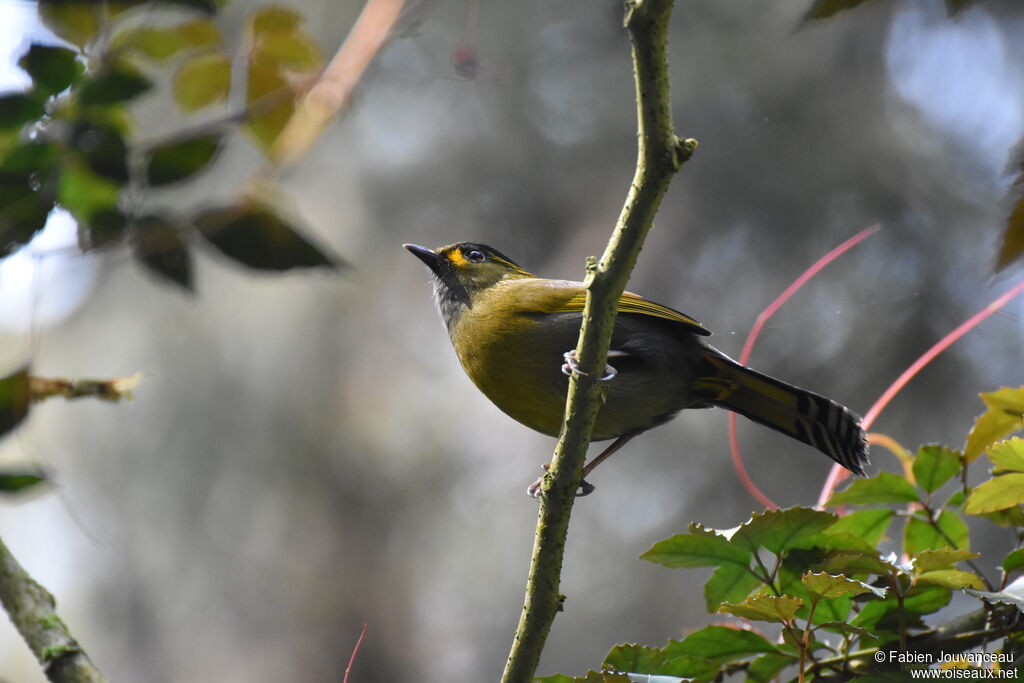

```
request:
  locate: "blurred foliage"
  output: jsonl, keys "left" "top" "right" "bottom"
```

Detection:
{"left": 544, "top": 388, "right": 1024, "bottom": 682}
{"left": 0, "top": 0, "right": 337, "bottom": 292}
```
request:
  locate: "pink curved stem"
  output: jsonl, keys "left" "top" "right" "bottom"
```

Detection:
{"left": 729, "top": 225, "right": 881, "bottom": 509}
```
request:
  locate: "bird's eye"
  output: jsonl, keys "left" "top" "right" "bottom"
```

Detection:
{"left": 466, "top": 249, "right": 485, "bottom": 262}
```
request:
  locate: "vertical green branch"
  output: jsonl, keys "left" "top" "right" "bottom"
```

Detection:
{"left": 500, "top": 1, "right": 696, "bottom": 681}
{"left": 0, "top": 535, "right": 108, "bottom": 683}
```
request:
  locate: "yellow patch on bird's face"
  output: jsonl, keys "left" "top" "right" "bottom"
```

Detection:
{"left": 445, "top": 248, "right": 468, "bottom": 267}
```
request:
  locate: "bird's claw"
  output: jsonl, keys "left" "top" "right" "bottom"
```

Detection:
{"left": 527, "top": 464, "right": 596, "bottom": 498}
{"left": 561, "top": 349, "right": 618, "bottom": 382}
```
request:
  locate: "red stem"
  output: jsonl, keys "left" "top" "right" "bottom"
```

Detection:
{"left": 729, "top": 225, "right": 881, "bottom": 509}
{"left": 343, "top": 623, "right": 368, "bottom": 683}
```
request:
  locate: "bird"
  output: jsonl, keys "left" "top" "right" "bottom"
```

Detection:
{"left": 404, "top": 241, "right": 869, "bottom": 496}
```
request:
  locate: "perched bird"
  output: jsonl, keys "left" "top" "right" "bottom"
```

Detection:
{"left": 405, "top": 241, "right": 869, "bottom": 495}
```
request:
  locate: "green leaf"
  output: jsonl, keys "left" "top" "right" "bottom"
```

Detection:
{"left": 58, "top": 158, "right": 120, "bottom": 225}
{"left": 172, "top": 52, "right": 231, "bottom": 111}
{"left": 964, "top": 387, "right": 1024, "bottom": 463}
{"left": 18, "top": 44, "right": 80, "bottom": 95}
{"left": 827, "top": 509, "right": 894, "bottom": 547}
{"left": 668, "top": 625, "right": 779, "bottom": 661}
{"left": 79, "top": 65, "right": 152, "bottom": 106}
{"left": 145, "top": 134, "right": 223, "bottom": 186}
{"left": 802, "top": 0, "right": 873, "bottom": 21}
{"left": 251, "top": 5, "right": 303, "bottom": 34}
{"left": 253, "top": 31, "right": 321, "bottom": 71}
{"left": 245, "top": 52, "right": 293, "bottom": 150}
{"left": 903, "top": 509, "right": 969, "bottom": 554}
{"left": 912, "top": 445, "right": 962, "bottom": 493}
{"left": 1002, "top": 548, "right": 1024, "bottom": 575}
{"left": 812, "top": 550, "right": 893, "bottom": 576}
{"left": 964, "top": 581, "right": 1024, "bottom": 611}
{"left": 717, "top": 595, "right": 803, "bottom": 624}
{"left": 816, "top": 621, "right": 874, "bottom": 639}
{"left": 194, "top": 201, "right": 337, "bottom": 271}
{"left": 132, "top": 214, "right": 193, "bottom": 292}
{"left": 988, "top": 438, "right": 1024, "bottom": 473}
{"left": 827, "top": 471, "right": 919, "bottom": 506}
{"left": 0, "top": 367, "right": 31, "bottom": 437}
{"left": 963, "top": 473, "right": 1024, "bottom": 515}
{"left": 38, "top": 1, "right": 101, "bottom": 49}
{"left": 0, "top": 468, "right": 47, "bottom": 494}
{"left": 912, "top": 548, "right": 979, "bottom": 573}
{"left": 641, "top": 523, "right": 750, "bottom": 569}
{"left": 734, "top": 507, "right": 837, "bottom": 554}
{"left": 0, "top": 141, "right": 59, "bottom": 254}
{"left": 537, "top": 673, "right": 629, "bottom": 683}
{"left": 603, "top": 643, "right": 711, "bottom": 679}
{"left": 703, "top": 562, "right": 763, "bottom": 612}
{"left": 998, "top": 192, "right": 1024, "bottom": 272}
{"left": 853, "top": 584, "right": 952, "bottom": 631}
{"left": 746, "top": 652, "right": 795, "bottom": 683}
{"left": 916, "top": 569, "right": 984, "bottom": 590}
{"left": 118, "top": 19, "right": 223, "bottom": 61}
{"left": 801, "top": 572, "right": 886, "bottom": 600}
{"left": 0, "top": 93, "right": 44, "bottom": 130}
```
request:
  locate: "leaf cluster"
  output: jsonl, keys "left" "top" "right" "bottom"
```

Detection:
{"left": 0, "top": 1, "right": 339, "bottom": 293}
{"left": 545, "top": 387, "right": 1024, "bottom": 682}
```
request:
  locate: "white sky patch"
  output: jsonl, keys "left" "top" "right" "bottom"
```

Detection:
{"left": 0, "top": 1, "right": 98, "bottom": 334}
{"left": 885, "top": 2, "right": 1024, "bottom": 180}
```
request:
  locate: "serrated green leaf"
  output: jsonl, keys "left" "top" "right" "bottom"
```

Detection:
{"left": 816, "top": 621, "right": 875, "bottom": 639}
{"left": 0, "top": 468, "right": 47, "bottom": 494}
{"left": 1002, "top": 548, "right": 1024, "bottom": 575}
{"left": 917, "top": 569, "right": 984, "bottom": 590}
{"left": 988, "top": 438, "right": 1024, "bottom": 473}
{"left": 703, "top": 562, "right": 763, "bottom": 612}
{"left": 718, "top": 596, "right": 803, "bottom": 624}
{"left": 145, "top": 133, "right": 222, "bottom": 186}
{"left": 18, "top": 44, "right": 80, "bottom": 95}
{"left": 827, "top": 471, "right": 919, "bottom": 506}
{"left": 194, "top": 201, "right": 336, "bottom": 271}
{"left": 0, "top": 93, "right": 44, "bottom": 130}
{"left": 964, "top": 473, "right": 1024, "bottom": 515}
{"left": 912, "top": 548, "right": 979, "bottom": 573}
{"left": 79, "top": 65, "right": 151, "bottom": 106}
{"left": 827, "top": 509, "right": 894, "bottom": 547}
{"left": 641, "top": 523, "right": 750, "bottom": 569}
{"left": 735, "top": 507, "right": 837, "bottom": 554}
{"left": 904, "top": 509, "right": 969, "bottom": 554}
{"left": 603, "top": 643, "right": 712, "bottom": 678}
{"left": 667, "top": 625, "right": 779, "bottom": 661}
{"left": 913, "top": 445, "right": 962, "bottom": 494}
{"left": 746, "top": 652, "right": 795, "bottom": 683}
{"left": 964, "top": 580, "right": 1024, "bottom": 610}
{"left": 853, "top": 584, "right": 952, "bottom": 631}
{"left": 173, "top": 52, "right": 231, "bottom": 112}
{"left": 964, "top": 387, "right": 1024, "bottom": 463}
{"left": 132, "top": 214, "right": 193, "bottom": 292}
{"left": 812, "top": 550, "right": 893, "bottom": 576}
{"left": 801, "top": 572, "right": 886, "bottom": 600}
{"left": 0, "top": 367, "right": 31, "bottom": 437}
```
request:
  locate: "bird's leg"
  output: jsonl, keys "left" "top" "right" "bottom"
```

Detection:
{"left": 561, "top": 348, "right": 628, "bottom": 382}
{"left": 526, "top": 433, "right": 637, "bottom": 499}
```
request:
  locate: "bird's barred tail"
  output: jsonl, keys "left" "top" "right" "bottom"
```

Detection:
{"left": 695, "top": 350, "right": 869, "bottom": 476}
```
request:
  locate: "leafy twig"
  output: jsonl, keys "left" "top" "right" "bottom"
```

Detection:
{"left": 499, "top": 1, "right": 695, "bottom": 680}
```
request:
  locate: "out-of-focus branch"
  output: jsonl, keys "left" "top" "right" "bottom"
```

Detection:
{"left": 500, "top": 1, "right": 696, "bottom": 680}
{"left": 0, "top": 536, "right": 108, "bottom": 683}
{"left": 268, "top": 0, "right": 404, "bottom": 168}
{"left": 29, "top": 372, "right": 143, "bottom": 404}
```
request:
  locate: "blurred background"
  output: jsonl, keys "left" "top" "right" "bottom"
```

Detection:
{"left": 1, "top": 0, "right": 1023, "bottom": 680}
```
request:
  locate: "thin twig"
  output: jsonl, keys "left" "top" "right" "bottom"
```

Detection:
{"left": 342, "top": 623, "right": 367, "bottom": 683}
{"left": 500, "top": 1, "right": 695, "bottom": 680}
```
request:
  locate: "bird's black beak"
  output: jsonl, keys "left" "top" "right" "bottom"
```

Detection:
{"left": 403, "top": 243, "right": 445, "bottom": 275}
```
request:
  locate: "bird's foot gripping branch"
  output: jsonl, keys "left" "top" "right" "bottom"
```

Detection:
{"left": 540, "top": 386, "right": 1024, "bottom": 682}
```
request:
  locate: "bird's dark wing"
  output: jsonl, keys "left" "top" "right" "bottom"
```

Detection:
{"left": 538, "top": 285, "right": 710, "bottom": 336}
